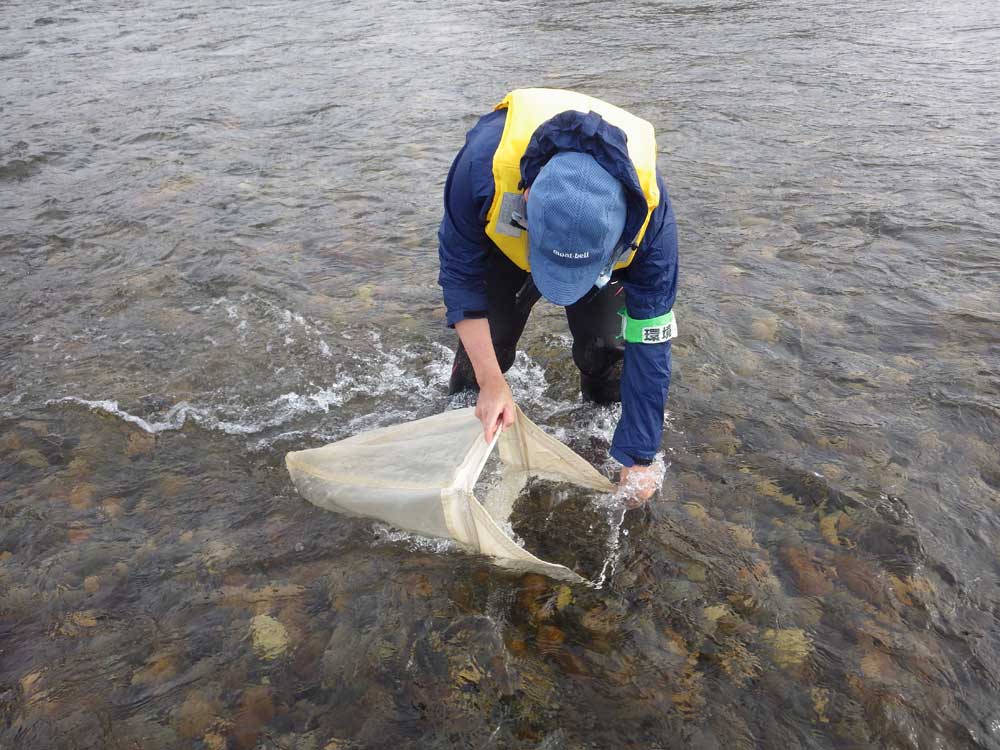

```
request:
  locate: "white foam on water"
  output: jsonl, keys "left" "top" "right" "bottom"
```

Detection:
{"left": 590, "top": 502, "right": 628, "bottom": 590}
{"left": 476, "top": 457, "right": 529, "bottom": 546}
{"left": 0, "top": 391, "right": 25, "bottom": 417}
{"left": 49, "top": 324, "right": 456, "bottom": 440}
{"left": 371, "top": 523, "right": 459, "bottom": 554}
{"left": 212, "top": 293, "right": 340, "bottom": 359}
{"left": 505, "top": 350, "right": 571, "bottom": 420}
{"left": 425, "top": 341, "right": 455, "bottom": 384}
{"left": 249, "top": 335, "right": 456, "bottom": 449}
{"left": 588, "top": 452, "right": 671, "bottom": 588}
{"left": 49, "top": 398, "right": 199, "bottom": 433}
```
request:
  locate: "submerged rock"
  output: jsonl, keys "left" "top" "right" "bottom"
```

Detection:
{"left": 157, "top": 473, "right": 190, "bottom": 498}
{"left": 811, "top": 686, "right": 832, "bottom": 724}
{"left": 0, "top": 430, "right": 23, "bottom": 453}
{"left": 232, "top": 685, "right": 277, "bottom": 750}
{"left": 684, "top": 562, "right": 707, "bottom": 583}
{"left": 580, "top": 601, "right": 626, "bottom": 637}
{"left": 886, "top": 573, "right": 935, "bottom": 608}
{"left": 702, "top": 418, "right": 742, "bottom": 456}
{"left": 66, "top": 521, "right": 91, "bottom": 544}
{"left": 789, "top": 596, "right": 824, "bottom": 628}
{"left": 131, "top": 649, "right": 181, "bottom": 685}
{"left": 750, "top": 316, "right": 779, "bottom": 342}
{"left": 834, "top": 554, "right": 889, "bottom": 608}
{"left": 203, "top": 729, "right": 229, "bottom": 750}
{"left": 20, "top": 671, "right": 45, "bottom": 704}
{"left": 64, "top": 610, "right": 98, "bottom": 632}
{"left": 516, "top": 573, "right": 554, "bottom": 623}
{"left": 858, "top": 645, "right": 897, "bottom": 684}
{"left": 682, "top": 501, "right": 711, "bottom": 523}
{"left": 779, "top": 546, "right": 834, "bottom": 597}
{"left": 124, "top": 430, "right": 155, "bottom": 458}
{"left": 100, "top": 497, "right": 125, "bottom": 519}
{"left": 250, "top": 614, "right": 290, "bottom": 660}
{"left": 761, "top": 628, "right": 812, "bottom": 671}
{"left": 218, "top": 583, "right": 306, "bottom": 610}
{"left": 535, "top": 624, "right": 565, "bottom": 655}
{"left": 715, "top": 639, "right": 762, "bottom": 686}
{"left": 66, "top": 456, "right": 91, "bottom": 478}
{"left": 728, "top": 523, "right": 756, "bottom": 549}
{"left": 68, "top": 483, "right": 96, "bottom": 510}
{"left": 670, "top": 645, "right": 705, "bottom": 718}
{"left": 174, "top": 688, "right": 222, "bottom": 738}
{"left": 14, "top": 449, "right": 48, "bottom": 469}
{"left": 818, "top": 511, "right": 844, "bottom": 547}
{"left": 754, "top": 477, "right": 798, "bottom": 507}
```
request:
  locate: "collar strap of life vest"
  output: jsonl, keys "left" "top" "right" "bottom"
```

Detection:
{"left": 618, "top": 308, "right": 677, "bottom": 344}
{"left": 594, "top": 239, "right": 638, "bottom": 289}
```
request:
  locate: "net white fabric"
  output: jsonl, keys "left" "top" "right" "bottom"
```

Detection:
{"left": 285, "top": 405, "right": 614, "bottom": 581}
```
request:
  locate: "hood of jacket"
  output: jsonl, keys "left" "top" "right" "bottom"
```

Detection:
{"left": 519, "top": 109, "right": 649, "bottom": 254}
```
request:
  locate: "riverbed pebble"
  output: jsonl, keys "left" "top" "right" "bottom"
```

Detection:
{"left": 250, "top": 614, "right": 290, "bottom": 660}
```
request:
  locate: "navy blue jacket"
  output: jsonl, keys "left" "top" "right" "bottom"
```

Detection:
{"left": 438, "top": 108, "right": 678, "bottom": 467}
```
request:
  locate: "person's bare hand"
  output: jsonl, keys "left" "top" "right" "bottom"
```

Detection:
{"left": 618, "top": 463, "right": 660, "bottom": 507}
{"left": 476, "top": 374, "right": 516, "bottom": 443}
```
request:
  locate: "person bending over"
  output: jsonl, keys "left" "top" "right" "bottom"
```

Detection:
{"left": 438, "top": 88, "right": 679, "bottom": 502}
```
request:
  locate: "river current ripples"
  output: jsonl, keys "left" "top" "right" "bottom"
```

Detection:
{"left": 2, "top": 0, "right": 999, "bottom": 748}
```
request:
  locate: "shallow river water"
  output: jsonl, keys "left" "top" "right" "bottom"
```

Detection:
{"left": 2, "top": 0, "right": 1000, "bottom": 748}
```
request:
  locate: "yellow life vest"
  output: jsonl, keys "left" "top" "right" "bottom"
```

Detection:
{"left": 484, "top": 88, "right": 660, "bottom": 272}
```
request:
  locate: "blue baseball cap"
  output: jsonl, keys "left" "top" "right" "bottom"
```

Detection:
{"left": 527, "top": 151, "right": 628, "bottom": 306}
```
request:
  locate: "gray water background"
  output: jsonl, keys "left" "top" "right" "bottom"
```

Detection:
{"left": 2, "top": 0, "right": 1000, "bottom": 748}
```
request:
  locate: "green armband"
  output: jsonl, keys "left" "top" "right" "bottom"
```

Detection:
{"left": 618, "top": 308, "right": 677, "bottom": 344}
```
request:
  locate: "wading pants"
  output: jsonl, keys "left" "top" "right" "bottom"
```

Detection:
{"left": 448, "top": 249, "right": 624, "bottom": 404}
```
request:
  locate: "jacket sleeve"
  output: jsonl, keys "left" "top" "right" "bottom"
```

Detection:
{"left": 437, "top": 110, "right": 505, "bottom": 327}
{"left": 610, "top": 174, "right": 679, "bottom": 467}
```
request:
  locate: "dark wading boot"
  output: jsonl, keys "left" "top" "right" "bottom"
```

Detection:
{"left": 448, "top": 344, "right": 479, "bottom": 396}
{"left": 448, "top": 340, "right": 520, "bottom": 396}
{"left": 580, "top": 371, "right": 622, "bottom": 404}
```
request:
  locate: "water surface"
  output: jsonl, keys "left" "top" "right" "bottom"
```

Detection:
{"left": 2, "top": 0, "right": 999, "bottom": 747}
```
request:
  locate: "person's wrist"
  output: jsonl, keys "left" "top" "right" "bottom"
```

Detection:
{"left": 478, "top": 370, "right": 506, "bottom": 390}
{"left": 610, "top": 446, "right": 635, "bottom": 467}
